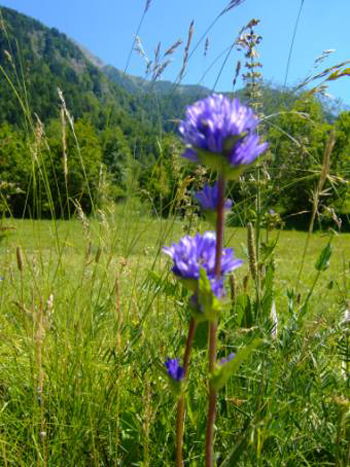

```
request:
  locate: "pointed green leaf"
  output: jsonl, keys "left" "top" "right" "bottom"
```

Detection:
{"left": 211, "top": 338, "right": 262, "bottom": 390}
{"left": 315, "top": 243, "right": 332, "bottom": 271}
{"left": 196, "top": 267, "right": 223, "bottom": 322}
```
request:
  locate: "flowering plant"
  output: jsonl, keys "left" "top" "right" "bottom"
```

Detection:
{"left": 162, "top": 94, "right": 267, "bottom": 466}
{"left": 194, "top": 182, "right": 233, "bottom": 225}
{"left": 163, "top": 231, "right": 242, "bottom": 297}
{"left": 179, "top": 94, "right": 268, "bottom": 179}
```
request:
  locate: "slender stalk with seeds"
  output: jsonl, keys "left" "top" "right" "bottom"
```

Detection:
{"left": 296, "top": 130, "right": 335, "bottom": 292}
{"left": 229, "top": 272, "right": 237, "bottom": 305}
{"left": 36, "top": 296, "right": 47, "bottom": 467}
{"left": 16, "top": 246, "right": 24, "bottom": 305}
{"left": 247, "top": 222, "right": 260, "bottom": 312}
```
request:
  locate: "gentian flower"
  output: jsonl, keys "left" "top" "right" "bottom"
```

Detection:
{"left": 179, "top": 94, "right": 268, "bottom": 178}
{"left": 165, "top": 358, "right": 184, "bottom": 381}
{"left": 194, "top": 182, "right": 232, "bottom": 211}
{"left": 163, "top": 232, "right": 242, "bottom": 296}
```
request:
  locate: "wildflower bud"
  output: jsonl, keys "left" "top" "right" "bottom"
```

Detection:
{"left": 194, "top": 182, "right": 232, "bottom": 212}
{"left": 247, "top": 223, "right": 258, "bottom": 281}
{"left": 194, "top": 182, "right": 232, "bottom": 226}
{"left": 165, "top": 358, "right": 184, "bottom": 382}
{"left": 165, "top": 358, "right": 184, "bottom": 397}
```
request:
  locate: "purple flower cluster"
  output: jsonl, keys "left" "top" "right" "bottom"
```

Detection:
{"left": 165, "top": 358, "right": 184, "bottom": 381}
{"left": 163, "top": 232, "right": 242, "bottom": 296}
{"left": 194, "top": 182, "right": 232, "bottom": 211}
{"left": 179, "top": 94, "right": 267, "bottom": 169}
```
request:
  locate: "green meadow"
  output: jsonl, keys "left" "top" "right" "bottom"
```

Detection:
{"left": 0, "top": 206, "right": 348, "bottom": 465}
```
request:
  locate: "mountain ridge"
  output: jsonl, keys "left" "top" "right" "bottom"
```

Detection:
{"left": 0, "top": 4, "right": 338, "bottom": 130}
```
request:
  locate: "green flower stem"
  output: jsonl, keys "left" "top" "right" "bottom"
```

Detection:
{"left": 176, "top": 317, "right": 197, "bottom": 467}
{"left": 206, "top": 174, "right": 225, "bottom": 467}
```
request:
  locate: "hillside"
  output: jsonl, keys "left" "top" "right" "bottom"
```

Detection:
{"left": 0, "top": 6, "right": 152, "bottom": 128}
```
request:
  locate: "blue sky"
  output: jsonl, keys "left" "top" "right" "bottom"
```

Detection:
{"left": 0, "top": 0, "right": 349, "bottom": 105}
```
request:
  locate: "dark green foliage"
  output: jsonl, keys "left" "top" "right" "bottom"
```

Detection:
{"left": 138, "top": 134, "right": 185, "bottom": 215}
{"left": 265, "top": 97, "right": 349, "bottom": 228}
{"left": 332, "top": 111, "right": 350, "bottom": 214}
{"left": 267, "top": 97, "right": 330, "bottom": 215}
{"left": 44, "top": 118, "right": 103, "bottom": 217}
{"left": 0, "top": 123, "right": 30, "bottom": 216}
{"left": 0, "top": 118, "right": 103, "bottom": 217}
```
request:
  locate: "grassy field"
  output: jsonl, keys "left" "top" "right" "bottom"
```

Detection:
{"left": 0, "top": 205, "right": 348, "bottom": 466}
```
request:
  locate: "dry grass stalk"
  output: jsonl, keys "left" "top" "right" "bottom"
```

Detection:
{"left": 4, "top": 49, "right": 12, "bottom": 64}
{"left": 85, "top": 241, "right": 92, "bottom": 263}
{"left": 154, "top": 41, "right": 161, "bottom": 68}
{"left": 243, "top": 274, "right": 249, "bottom": 294}
{"left": 46, "top": 293, "right": 54, "bottom": 328}
{"left": 296, "top": 131, "right": 336, "bottom": 291}
{"left": 74, "top": 200, "right": 90, "bottom": 239}
{"left": 229, "top": 273, "right": 237, "bottom": 304}
{"left": 220, "top": 0, "right": 246, "bottom": 17}
{"left": 296, "top": 59, "right": 350, "bottom": 96}
{"left": 164, "top": 39, "right": 182, "bottom": 57}
{"left": 232, "top": 60, "right": 241, "bottom": 88}
{"left": 270, "top": 301, "right": 278, "bottom": 339}
{"left": 32, "top": 255, "right": 40, "bottom": 279}
{"left": 247, "top": 222, "right": 258, "bottom": 282}
{"left": 152, "top": 60, "right": 172, "bottom": 81}
{"left": 30, "top": 116, "right": 44, "bottom": 164}
{"left": 204, "top": 37, "right": 209, "bottom": 57}
{"left": 134, "top": 35, "right": 150, "bottom": 67}
{"left": 57, "top": 87, "right": 74, "bottom": 130}
{"left": 95, "top": 246, "right": 102, "bottom": 264}
{"left": 144, "top": 0, "right": 152, "bottom": 14}
{"left": 179, "top": 20, "right": 194, "bottom": 82}
{"left": 309, "top": 130, "right": 335, "bottom": 234}
{"left": 60, "top": 106, "right": 68, "bottom": 179}
{"left": 115, "top": 271, "right": 122, "bottom": 348}
{"left": 16, "top": 246, "right": 24, "bottom": 272}
{"left": 318, "top": 130, "right": 335, "bottom": 192}
{"left": 143, "top": 374, "right": 152, "bottom": 466}
{"left": 113, "top": 268, "right": 122, "bottom": 462}
{"left": 36, "top": 296, "right": 47, "bottom": 467}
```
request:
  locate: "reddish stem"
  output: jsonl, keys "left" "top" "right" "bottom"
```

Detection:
{"left": 205, "top": 174, "right": 225, "bottom": 467}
